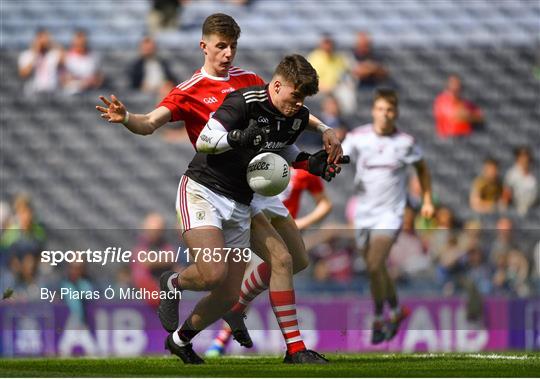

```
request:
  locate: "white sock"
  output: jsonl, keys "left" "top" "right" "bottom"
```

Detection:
{"left": 172, "top": 328, "right": 187, "bottom": 347}
{"left": 167, "top": 273, "right": 179, "bottom": 292}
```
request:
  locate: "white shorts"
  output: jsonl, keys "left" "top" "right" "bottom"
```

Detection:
{"left": 176, "top": 175, "right": 251, "bottom": 247}
{"left": 353, "top": 210, "right": 402, "bottom": 251}
{"left": 250, "top": 193, "right": 290, "bottom": 220}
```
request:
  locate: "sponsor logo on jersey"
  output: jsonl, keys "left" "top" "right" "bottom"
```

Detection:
{"left": 264, "top": 141, "right": 287, "bottom": 150}
{"left": 221, "top": 87, "right": 235, "bottom": 93}
{"left": 203, "top": 96, "right": 218, "bottom": 104}
{"left": 247, "top": 161, "right": 270, "bottom": 172}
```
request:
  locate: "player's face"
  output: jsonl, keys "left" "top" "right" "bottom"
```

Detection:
{"left": 200, "top": 34, "right": 238, "bottom": 77}
{"left": 372, "top": 98, "right": 398, "bottom": 134}
{"left": 272, "top": 80, "right": 305, "bottom": 117}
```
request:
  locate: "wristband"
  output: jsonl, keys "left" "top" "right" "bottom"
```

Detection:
{"left": 316, "top": 122, "right": 331, "bottom": 134}
{"left": 122, "top": 111, "right": 130, "bottom": 125}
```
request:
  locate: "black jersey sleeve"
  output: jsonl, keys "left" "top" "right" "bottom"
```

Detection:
{"left": 212, "top": 91, "right": 248, "bottom": 131}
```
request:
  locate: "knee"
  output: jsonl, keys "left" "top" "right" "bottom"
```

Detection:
{"left": 201, "top": 265, "right": 228, "bottom": 290}
{"left": 271, "top": 251, "right": 293, "bottom": 272}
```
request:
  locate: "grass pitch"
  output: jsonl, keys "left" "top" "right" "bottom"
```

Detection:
{"left": 1, "top": 352, "right": 539, "bottom": 377}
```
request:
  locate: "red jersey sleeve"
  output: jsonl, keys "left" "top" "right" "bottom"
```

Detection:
{"left": 158, "top": 88, "right": 190, "bottom": 122}
{"left": 305, "top": 171, "right": 324, "bottom": 195}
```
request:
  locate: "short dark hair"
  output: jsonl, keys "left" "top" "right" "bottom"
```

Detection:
{"left": 514, "top": 146, "right": 532, "bottom": 159}
{"left": 373, "top": 88, "right": 398, "bottom": 107}
{"left": 273, "top": 54, "right": 319, "bottom": 97}
{"left": 484, "top": 157, "right": 499, "bottom": 166}
{"left": 202, "top": 13, "right": 241, "bottom": 40}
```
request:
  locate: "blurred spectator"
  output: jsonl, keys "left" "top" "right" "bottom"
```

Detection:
{"left": 458, "top": 219, "right": 483, "bottom": 254}
{"left": 320, "top": 94, "right": 349, "bottom": 141}
{"left": 307, "top": 34, "right": 350, "bottom": 95}
{"left": 351, "top": 31, "right": 389, "bottom": 90}
{"left": 129, "top": 36, "right": 177, "bottom": 98}
{"left": 427, "top": 207, "right": 468, "bottom": 295}
{"left": 461, "top": 245, "right": 492, "bottom": 321}
{"left": 464, "top": 246, "right": 492, "bottom": 295}
{"left": 387, "top": 207, "right": 432, "bottom": 283}
{"left": 502, "top": 146, "right": 538, "bottom": 215}
{"left": 311, "top": 237, "right": 356, "bottom": 285}
{"left": 0, "top": 200, "right": 12, "bottom": 233}
{"left": 433, "top": 74, "right": 484, "bottom": 138}
{"left": 114, "top": 265, "right": 133, "bottom": 293}
{"left": 147, "top": 0, "right": 184, "bottom": 34}
{"left": 533, "top": 240, "right": 540, "bottom": 290}
{"left": 131, "top": 212, "right": 180, "bottom": 308}
{"left": 469, "top": 158, "right": 504, "bottom": 214}
{"left": 488, "top": 217, "right": 516, "bottom": 266}
{"left": 12, "top": 252, "right": 42, "bottom": 301}
{"left": 492, "top": 248, "right": 530, "bottom": 297}
{"left": 61, "top": 262, "right": 93, "bottom": 325}
{"left": 300, "top": 94, "right": 348, "bottom": 145}
{"left": 62, "top": 29, "right": 104, "bottom": 95}
{"left": 18, "top": 28, "right": 64, "bottom": 95}
{"left": 425, "top": 205, "right": 455, "bottom": 256}
{"left": 1, "top": 194, "right": 46, "bottom": 257}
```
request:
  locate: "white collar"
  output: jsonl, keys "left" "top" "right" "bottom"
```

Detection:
{"left": 201, "top": 67, "right": 230, "bottom": 81}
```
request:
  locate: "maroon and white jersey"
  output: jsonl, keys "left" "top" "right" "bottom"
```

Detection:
{"left": 342, "top": 124, "right": 423, "bottom": 226}
{"left": 158, "top": 66, "right": 264, "bottom": 146}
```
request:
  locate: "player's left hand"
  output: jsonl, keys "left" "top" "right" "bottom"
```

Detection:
{"left": 420, "top": 202, "right": 435, "bottom": 219}
{"left": 308, "top": 149, "right": 345, "bottom": 182}
{"left": 322, "top": 129, "right": 343, "bottom": 164}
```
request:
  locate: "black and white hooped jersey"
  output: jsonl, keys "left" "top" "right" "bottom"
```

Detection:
{"left": 185, "top": 85, "right": 309, "bottom": 205}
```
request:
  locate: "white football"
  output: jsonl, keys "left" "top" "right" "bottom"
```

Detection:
{"left": 247, "top": 152, "right": 290, "bottom": 196}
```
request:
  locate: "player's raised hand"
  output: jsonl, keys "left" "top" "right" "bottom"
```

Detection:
{"left": 322, "top": 128, "right": 343, "bottom": 164}
{"left": 96, "top": 95, "right": 128, "bottom": 124}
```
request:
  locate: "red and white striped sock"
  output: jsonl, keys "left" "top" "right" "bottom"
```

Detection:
{"left": 213, "top": 322, "right": 232, "bottom": 348}
{"left": 230, "top": 262, "right": 271, "bottom": 314}
{"left": 270, "top": 290, "right": 306, "bottom": 354}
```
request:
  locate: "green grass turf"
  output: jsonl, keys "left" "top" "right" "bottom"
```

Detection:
{"left": 1, "top": 352, "right": 539, "bottom": 377}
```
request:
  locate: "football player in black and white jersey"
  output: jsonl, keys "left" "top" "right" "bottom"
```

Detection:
{"left": 161, "top": 55, "right": 343, "bottom": 364}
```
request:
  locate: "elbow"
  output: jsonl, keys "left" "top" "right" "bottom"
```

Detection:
{"left": 195, "top": 139, "right": 213, "bottom": 154}
{"left": 142, "top": 128, "right": 155, "bottom": 136}
{"left": 325, "top": 200, "right": 333, "bottom": 214}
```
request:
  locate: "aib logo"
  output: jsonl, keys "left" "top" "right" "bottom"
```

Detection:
{"left": 203, "top": 96, "right": 218, "bottom": 104}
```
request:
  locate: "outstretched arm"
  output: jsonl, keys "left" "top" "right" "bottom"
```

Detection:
{"left": 96, "top": 94, "right": 170, "bottom": 135}
{"left": 414, "top": 159, "right": 435, "bottom": 218}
